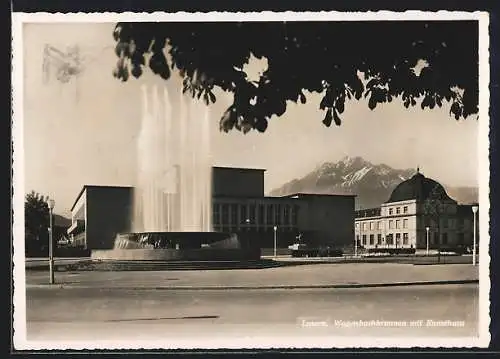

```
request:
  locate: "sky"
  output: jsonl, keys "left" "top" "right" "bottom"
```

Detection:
{"left": 20, "top": 22, "right": 480, "bottom": 217}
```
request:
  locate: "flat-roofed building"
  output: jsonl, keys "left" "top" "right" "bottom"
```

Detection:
{"left": 68, "top": 167, "right": 355, "bottom": 250}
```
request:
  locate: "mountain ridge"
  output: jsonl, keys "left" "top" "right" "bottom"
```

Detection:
{"left": 269, "top": 156, "right": 478, "bottom": 209}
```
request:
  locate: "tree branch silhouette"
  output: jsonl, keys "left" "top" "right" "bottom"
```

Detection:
{"left": 112, "top": 21, "right": 478, "bottom": 133}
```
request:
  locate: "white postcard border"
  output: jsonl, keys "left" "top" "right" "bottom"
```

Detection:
{"left": 11, "top": 10, "right": 491, "bottom": 350}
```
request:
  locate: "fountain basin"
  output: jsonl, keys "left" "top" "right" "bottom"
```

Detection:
{"left": 91, "top": 232, "right": 261, "bottom": 262}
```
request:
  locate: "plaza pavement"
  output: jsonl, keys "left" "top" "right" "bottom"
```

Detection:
{"left": 22, "top": 263, "right": 481, "bottom": 346}
{"left": 25, "top": 262, "right": 479, "bottom": 290}
{"left": 25, "top": 284, "right": 479, "bottom": 345}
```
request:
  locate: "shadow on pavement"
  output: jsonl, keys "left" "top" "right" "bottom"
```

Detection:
{"left": 105, "top": 315, "right": 220, "bottom": 322}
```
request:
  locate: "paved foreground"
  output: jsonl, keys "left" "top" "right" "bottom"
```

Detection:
{"left": 26, "top": 263, "right": 478, "bottom": 289}
{"left": 25, "top": 284, "right": 478, "bottom": 344}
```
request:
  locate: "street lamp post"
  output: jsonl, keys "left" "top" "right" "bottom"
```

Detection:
{"left": 354, "top": 225, "right": 358, "bottom": 257}
{"left": 273, "top": 225, "right": 277, "bottom": 258}
{"left": 47, "top": 198, "right": 55, "bottom": 284}
{"left": 426, "top": 227, "right": 430, "bottom": 256}
{"left": 472, "top": 205, "right": 478, "bottom": 266}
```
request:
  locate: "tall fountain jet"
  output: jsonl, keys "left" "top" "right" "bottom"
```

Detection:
{"left": 132, "top": 84, "right": 213, "bottom": 233}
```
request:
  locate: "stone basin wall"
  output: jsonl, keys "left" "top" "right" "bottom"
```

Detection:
{"left": 91, "top": 247, "right": 261, "bottom": 261}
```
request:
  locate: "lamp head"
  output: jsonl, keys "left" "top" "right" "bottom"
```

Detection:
{"left": 472, "top": 205, "right": 478, "bottom": 213}
{"left": 273, "top": 226, "right": 277, "bottom": 231}
{"left": 426, "top": 226, "right": 429, "bottom": 231}
{"left": 47, "top": 198, "right": 55, "bottom": 210}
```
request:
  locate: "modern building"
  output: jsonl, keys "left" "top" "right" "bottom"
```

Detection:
{"left": 68, "top": 185, "right": 134, "bottom": 249}
{"left": 354, "top": 169, "right": 479, "bottom": 251}
{"left": 68, "top": 166, "right": 355, "bottom": 250}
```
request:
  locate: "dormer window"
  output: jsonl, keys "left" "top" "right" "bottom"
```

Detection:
{"left": 396, "top": 207, "right": 401, "bottom": 214}
{"left": 389, "top": 208, "right": 393, "bottom": 215}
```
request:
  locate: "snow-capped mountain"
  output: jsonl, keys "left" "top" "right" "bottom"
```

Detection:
{"left": 269, "top": 156, "right": 478, "bottom": 209}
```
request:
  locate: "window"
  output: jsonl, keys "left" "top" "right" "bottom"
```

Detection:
{"left": 266, "top": 204, "right": 274, "bottom": 224}
{"left": 403, "top": 219, "right": 408, "bottom": 229}
{"left": 442, "top": 233, "right": 448, "bottom": 245}
{"left": 355, "top": 223, "right": 359, "bottom": 231}
{"left": 222, "top": 204, "right": 229, "bottom": 225}
{"left": 376, "top": 221, "right": 381, "bottom": 230}
{"left": 230, "top": 204, "right": 238, "bottom": 224}
{"left": 275, "top": 204, "right": 281, "bottom": 225}
{"left": 356, "top": 235, "right": 359, "bottom": 245}
{"left": 377, "top": 234, "right": 382, "bottom": 245}
{"left": 396, "top": 220, "right": 400, "bottom": 229}
{"left": 292, "top": 205, "right": 299, "bottom": 225}
{"left": 389, "top": 208, "right": 393, "bottom": 215}
{"left": 433, "top": 232, "right": 439, "bottom": 244}
{"left": 458, "top": 233, "right": 465, "bottom": 245}
{"left": 249, "top": 204, "right": 256, "bottom": 223}
{"left": 362, "top": 235, "right": 367, "bottom": 245}
{"left": 403, "top": 233, "right": 409, "bottom": 245}
{"left": 396, "top": 207, "right": 400, "bottom": 214}
{"left": 448, "top": 219, "right": 454, "bottom": 228}
{"left": 258, "top": 204, "right": 265, "bottom": 224}
{"left": 363, "top": 223, "right": 367, "bottom": 231}
{"left": 283, "top": 205, "right": 290, "bottom": 224}
{"left": 396, "top": 233, "right": 401, "bottom": 245}
{"left": 443, "top": 218, "right": 449, "bottom": 229}
{"left": 213, "top": 204, "right": 220, "bottom": 225}
{"left": 387, "top": 234, "right": 394, "bottom": 245}
{"left": 369, "top": 234, "right": 374, "bottom": 245}
{"left": 403, "top": 206, "right": 408, "bottom": 214}
{"left": 389, "top": 220, "right": 394, "bottom": 229}
{"left": 240, "top": 205, "right": 247, "bottom": 224}
{"left": 370, "top": 222, "right": 374, "bottom": 230}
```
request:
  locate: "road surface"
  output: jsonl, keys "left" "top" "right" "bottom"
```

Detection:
{"left": 25, "top": 284, "right": 478, "bottom": 343}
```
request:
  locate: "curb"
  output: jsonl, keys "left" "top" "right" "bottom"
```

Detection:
{"left": 26, "top": 279, "right": 478, "bottom": 290}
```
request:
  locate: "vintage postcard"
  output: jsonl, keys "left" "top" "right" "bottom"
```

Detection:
{"left": 12, "top": 11, "right": 491, "bottom": 350}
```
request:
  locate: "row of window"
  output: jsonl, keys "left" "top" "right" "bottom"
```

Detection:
{"left": 388, "top": 206, "right": 409, "bottom": 216}
{"left": 425, "top": 232, "right": 450, "bottom": 245}
{"left": 387, "top": 205, "right": 456, "bottom": 216}
{"left": 213, "top": 203, "right": 299, "bottom": 226}
{"left": 358, "top": 230, "right": 458, "bottom": 245}
{"left": 385, "top": 233, "right": 409, "bottom": 245}
{"left": 71, "top": 232, "right": 86, "bottom": 247}
{"left": 389, "top": 219, "right": 409, "bottom": 230}
{"left": 358, "top": 217, "right": 462, "bottom": 231}
{"left": 357, "top": 221, "right": 382, "bottom": 231}
{"left": 425, "top": 218, "right": 456, "bottom": 229}
{"left": 357, "top": 232, "right": 452, "bottom": 246}
{"left": 357, "top": 219, "right": 409, "bottom": 231}
{"left": 357, "top": 233, "right": 410, "bottom": 246}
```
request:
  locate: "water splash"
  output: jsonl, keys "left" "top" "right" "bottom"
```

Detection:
{"left": 132, "top": 84, "right": 213, "bottom": 233}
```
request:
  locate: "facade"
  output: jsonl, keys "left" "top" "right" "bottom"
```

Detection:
{"left": 68, "top": 185, "right": 134, "bottom": 249}
{"left": 68, "top": 167, "right": 355, "bottom": 250}
{"left": 355, "top": 170, "right": 479, "bottom": 250}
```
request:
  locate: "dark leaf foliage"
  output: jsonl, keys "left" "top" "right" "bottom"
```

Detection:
{"left": 25, "top": 191, "right": 50, "bottom": 252}
{"left": 112, "top": 21, "right": 479, "bottom": 133}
